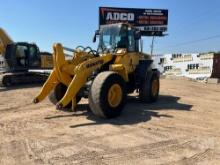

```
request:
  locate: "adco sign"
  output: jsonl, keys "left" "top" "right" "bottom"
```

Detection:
{"left": 99, "top": 7, "right": 168, "bottom": 36}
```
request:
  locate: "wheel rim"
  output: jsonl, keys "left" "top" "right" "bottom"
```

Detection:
{"left": 152, "top": 79, "right": 159, "bottom": 96}
{"left": 107, "top": 84, "right": 122, "bottom": 108}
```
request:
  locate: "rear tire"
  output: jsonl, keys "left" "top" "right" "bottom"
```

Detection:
{"left": 139, "top": 71, "right": 159, "bottom": 103}
{"left": 89, "top": 71, "right": 126, "bottom": 118}
{"left": 49, "top": 83, "right": 81, "bottom": 108}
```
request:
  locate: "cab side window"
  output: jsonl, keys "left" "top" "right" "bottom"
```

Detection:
{"left": 29, "top": 45, "right": 40, "bottom": 67}
{"left": 29, "top": 46, "right": 37, "bottom": 59}
{"left": 15, "top": 45, "right": 28, "bottom": 67}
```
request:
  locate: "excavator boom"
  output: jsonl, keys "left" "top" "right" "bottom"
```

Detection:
{"left": 0, "top": 28, "right": 13, "bottom": 55}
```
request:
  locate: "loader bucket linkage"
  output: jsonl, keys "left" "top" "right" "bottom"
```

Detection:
{"left": 33, "top": 43, "right": 113, "bottom": 110}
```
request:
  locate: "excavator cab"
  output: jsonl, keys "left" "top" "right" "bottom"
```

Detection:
{"left": 4, "top": 42, "right": 40, "bottom": 71}
{"left": 95, "top": 23, "right": 141, "bottom": 54}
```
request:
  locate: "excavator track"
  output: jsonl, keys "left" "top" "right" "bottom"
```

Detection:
{"left": 0, "top": 72, "right": 48, "bottom": 87}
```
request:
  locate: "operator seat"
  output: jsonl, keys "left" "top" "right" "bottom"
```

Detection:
{"left": 117, "top": 36, "right": 127, "bottom": 48}
{"left": 16, "top": 49, "right": 26, "bottom": 67}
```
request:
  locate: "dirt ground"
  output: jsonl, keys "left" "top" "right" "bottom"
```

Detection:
{"left": 0, "top": 79, "right": 220, "bottom": 165}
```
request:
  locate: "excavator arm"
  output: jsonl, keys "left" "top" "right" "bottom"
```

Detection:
{"left": 33, "top": 43, "right": 113, "bottom": 110}
{"left": 0, "top": 28, "right": 13, "bottom": 55}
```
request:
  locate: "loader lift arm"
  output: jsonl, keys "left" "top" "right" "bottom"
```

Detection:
{"left": 33, "top": 43, "right": 113, "bottom": 109}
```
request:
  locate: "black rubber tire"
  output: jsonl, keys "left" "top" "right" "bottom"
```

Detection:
{"left": 139, "top": 71, "right": 160, "bottom": 103}
{"left": 49, "top": 83, "right": 81, "bottom": 108}
{"left": 89, "top": 71, "right": 126, "bottom": 118}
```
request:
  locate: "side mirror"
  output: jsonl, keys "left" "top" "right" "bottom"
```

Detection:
{"left": 93, "top": 30, "right": 100, "bottom": 43}
{"left": 134, "top": 31, "right": 141, "bottom": 40}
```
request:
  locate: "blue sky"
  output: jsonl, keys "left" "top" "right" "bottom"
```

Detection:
{"left": 1, "top": 0, "right": 220, "bottom": 54}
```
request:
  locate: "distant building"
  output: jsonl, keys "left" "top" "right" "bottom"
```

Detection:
{"left": 152, "top": 52, "right": 220, "bottom": 80}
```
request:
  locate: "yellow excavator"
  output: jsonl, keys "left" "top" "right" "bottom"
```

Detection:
{"left": 0, "top": 28, "right": 53, "bottom": 86}
{"left": 33, "top": 23, "right": 160, "bottom": 118}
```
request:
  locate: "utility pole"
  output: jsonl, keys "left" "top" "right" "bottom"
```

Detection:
{"left": 150, "top": 35, "right": 155, "bottom": 56}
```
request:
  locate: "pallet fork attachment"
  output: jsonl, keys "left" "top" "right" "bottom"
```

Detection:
{"left": 33, "top": 43, "right": 112, "bottom": 110}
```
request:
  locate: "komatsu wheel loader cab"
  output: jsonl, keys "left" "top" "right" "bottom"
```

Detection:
{"left": 94, "top": 23, "right": 140, "bottom": 53}
{"left": 33, "top": 23, "right": 160, "bottom": 118}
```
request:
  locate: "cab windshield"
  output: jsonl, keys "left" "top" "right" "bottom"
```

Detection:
{"left": 98, "top": 25, "right": 127, "bottom": 53}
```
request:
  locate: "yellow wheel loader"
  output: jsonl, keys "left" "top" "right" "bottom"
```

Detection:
{"left": 33, "top": 23, "right": 160, "bottom": 118}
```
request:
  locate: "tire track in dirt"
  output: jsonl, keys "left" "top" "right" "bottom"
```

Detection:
{"left": 0, "top": 103, "right": 33, "bottom": 112}
{"left": 0, "top": 103, "right": 51, "bottom": 114}
{"left": 148, "top": 120, "right": 220, "bottom": 138}
{"left": 0, "top": 140, "right": 34, "bottom": 165}
{"left": 30, "top": 124, "right": 171, "bottom": 157}
{"left": 44, "top": 138, "right": 191, "bottom": 164}
{"left": 43, "top": 135, "right": 216, "bottom": 165}
{"left": 166, "top": 149, "right": 215, "bottom": 165}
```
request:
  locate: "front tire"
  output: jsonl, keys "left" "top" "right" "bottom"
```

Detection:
{"left": 49, "top": 83, "right": 81, "bottom": 108}
{"left": 89, "top": 71, "right": 126, "bottom": 118}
